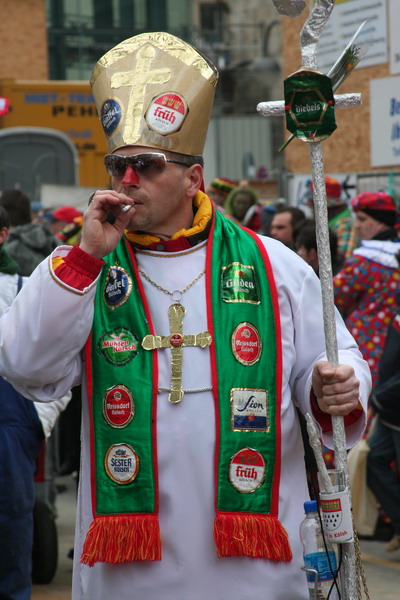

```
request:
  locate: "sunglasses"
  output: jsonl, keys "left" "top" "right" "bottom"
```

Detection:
{"left": 104, "top": 152, "right": 191, "bottom": 178}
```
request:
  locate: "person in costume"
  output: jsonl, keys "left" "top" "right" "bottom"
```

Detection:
{"left": 223, "top": 185, "right": 259, "bottom": 227}
{"left": 206, "top": 177, "right": 236, "bottom": 212}
{"left": 0, "top": 33, "right": 371, "bottom": 600}
{"left": 333, "top": 192, "right": 400, "bottom": 389}
{"left": 47, "top": 205, "right": 84, "bottom": 245}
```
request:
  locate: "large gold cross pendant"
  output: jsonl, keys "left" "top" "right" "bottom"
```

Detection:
{"left": 141, "top": 303, "right": 212, "bottom": 403}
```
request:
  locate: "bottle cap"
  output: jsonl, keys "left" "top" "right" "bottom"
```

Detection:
{"left": 304, "top": 500, "right": 318, "bottom": 513}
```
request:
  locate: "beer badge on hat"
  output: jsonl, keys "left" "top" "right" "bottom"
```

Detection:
{"left": 101, "top": 98, "right": 123, "bottom": 137}
{"left": 103, "top": 385, "right": 134, "bottom": 428}
{"left": 231, "top": 388, "right": 269, "bottom": 432}
{"left": 103, "top": 265, "right": 132, "bottom": 309}
{"left": 146, "top": 92, "right": 188, "bottom": 135}
{"left": 221, "top": 263, "right": 260, "bottom": 304}
{"left": 104, "top": 443, "right": 139, "bottom": 485}
{"left": 231, "top": 322, "right": 262, "bottom": 365}
{"left": 229, "top": 448, "right": 266, "bottom": 493}
{"left": 98, "top": 328, "right": 140, "bottom": 366}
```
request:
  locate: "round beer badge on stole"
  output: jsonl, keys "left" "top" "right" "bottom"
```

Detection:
{"left": 229, "top": 448, "right": 266, "bottom": 493}
{"left": 103, "top": 266, "right": 132, "bottom": 309}
{"left": 105, "top": 443, "right": 139, "bottom": 485}
{"left": 98, "top": 328, "right": 140, "bottom": 366}
{"left": 231, "top": 322, "right": 262, "bottom": 366}
{"left": 146, "top": 92, "right": 188, "bottom": 135}
{"left": 103, "top": 385, "right": 134, "bottom": 428}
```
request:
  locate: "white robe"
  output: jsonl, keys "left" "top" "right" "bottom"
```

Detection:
{"left": 0, "top": 235, "right": 371, "bottom": 600}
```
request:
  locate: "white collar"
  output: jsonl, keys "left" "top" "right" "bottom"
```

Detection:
{"left": 353, "top": 239, "right": 400, "bottom": 268}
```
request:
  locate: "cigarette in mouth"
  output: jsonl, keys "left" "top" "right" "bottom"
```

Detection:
{"left": 121, "top": 204, "right": 133, "bottom": 213}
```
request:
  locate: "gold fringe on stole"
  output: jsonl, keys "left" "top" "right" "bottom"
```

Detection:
{"left": 214, "top": 512, "right": 292, "bottom": 561}
{"left": 81, "top": 515, "right": 162, "bottom": 566}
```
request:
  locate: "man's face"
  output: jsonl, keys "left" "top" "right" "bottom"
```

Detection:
{"left": 270, "top": 212, "right": 293, "bottom": 245}
{"left": 354, "top": 210, "right": 388, "bottom": 241}
{"left": 110, "top": 145, "right": 196, "bottom": 238}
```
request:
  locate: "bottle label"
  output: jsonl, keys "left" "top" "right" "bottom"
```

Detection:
{"left": 303, "top": 551, "right": 337, "bottom": 583}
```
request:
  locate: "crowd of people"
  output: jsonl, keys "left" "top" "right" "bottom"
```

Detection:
{"left": 0, "top": 28, "right": 397, "bottom": 600}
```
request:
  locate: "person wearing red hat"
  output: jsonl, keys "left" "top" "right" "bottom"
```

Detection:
{"left": 49, "top": 206, "right": 83, "bottom": 234}
{"left": 308, "top": 176, "right": 359, "bottom": 263}
{"left": 334, "top": 192, "right": 400, "bottom": 389}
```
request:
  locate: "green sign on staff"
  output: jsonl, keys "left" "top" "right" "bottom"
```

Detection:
{"left": 283, "top": 67, "right": 336, "bottom": 143}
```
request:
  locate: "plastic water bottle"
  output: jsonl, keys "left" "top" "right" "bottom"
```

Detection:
{"left": 299, "top": 500, "right": 339, "bottom": 600}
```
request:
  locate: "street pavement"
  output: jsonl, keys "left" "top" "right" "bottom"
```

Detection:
{"left": 32, "top": 475, "right": 400, "bottom": 600}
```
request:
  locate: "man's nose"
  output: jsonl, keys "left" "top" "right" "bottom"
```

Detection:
{"left": 122, "top": 165, "right": 139, "bottom": 186}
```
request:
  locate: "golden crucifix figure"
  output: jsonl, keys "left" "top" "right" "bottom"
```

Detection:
{"left": 141, "top": 303, "right": 212, "bottom": 403}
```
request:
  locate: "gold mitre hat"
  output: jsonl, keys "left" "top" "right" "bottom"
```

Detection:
{"left": 90, "top": 32, "right": 219, "bottom": 156}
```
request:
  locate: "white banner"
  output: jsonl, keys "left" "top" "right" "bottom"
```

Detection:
{"left": 370, "top": 76, "right": 400, "bottom": 168}
{"left": 316, "top": 0, "right": 388, "bottom": 74}
{"left": 389, "top": 0, "right": 400, "bottom": 75}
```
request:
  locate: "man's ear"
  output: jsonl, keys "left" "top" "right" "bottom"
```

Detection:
{"left": 0, "top": 227, "right": 9, "bottom": 244}
{"left": 185, "top": 164, "right": 203, "bottom": 198}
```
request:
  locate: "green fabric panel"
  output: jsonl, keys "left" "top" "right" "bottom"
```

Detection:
{"left": 88, "top": 212, "right": 280, "bottom": 518}
{"left": 90, "top": 240, "right": 156, "bottom": 515}
{"left": 210, "top": 212, "right": 279, "bottom": 514}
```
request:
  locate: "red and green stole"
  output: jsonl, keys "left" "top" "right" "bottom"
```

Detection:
{"left": 81, "top": 209, "right": 292, "bottom": 566}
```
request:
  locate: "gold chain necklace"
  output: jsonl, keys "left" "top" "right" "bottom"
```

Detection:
{"left": 137, "top": 266, "right": 206, "bottom": 303}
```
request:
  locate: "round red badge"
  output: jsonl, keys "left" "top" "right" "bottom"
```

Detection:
{"left": 170, "top": 333, "right": 184, "bottom": 347}
{"left": 146, "top": 92, "right": 188, "bottom": 135}
{"left": 229, "top": 447, "right": 266, "bottom": 493}
{"left": 103, "top": 385, "right": 134, "bottom": 428}
{"left": 231, "top": 322, "right": 262, "bottom": 366}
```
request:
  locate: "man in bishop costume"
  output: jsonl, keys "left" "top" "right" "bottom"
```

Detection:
{"left": 0, "top": 32, "right": 370, "bottom": 600}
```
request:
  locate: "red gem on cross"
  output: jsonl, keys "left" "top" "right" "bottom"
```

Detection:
{"left": 170, "top": 333, "right": 184, "bottom": 347}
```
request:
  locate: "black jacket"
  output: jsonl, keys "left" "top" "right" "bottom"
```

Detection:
{"left": 370, "top": 312, "right": 400, "bottom": 428}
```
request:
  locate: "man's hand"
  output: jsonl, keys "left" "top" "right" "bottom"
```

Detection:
{"left": 79, "top": 190, "right": 135, "bottom": 259}
{"left": 312, "top": 361, "right": 361, "bottom": 416}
